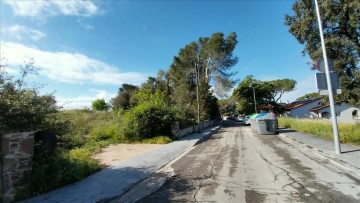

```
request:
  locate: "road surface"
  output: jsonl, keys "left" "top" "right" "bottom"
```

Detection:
{"left": 125, "top": 121, "right": 360, "bottom": 203}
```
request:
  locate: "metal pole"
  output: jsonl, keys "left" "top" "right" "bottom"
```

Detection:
{"left": 252, "top": 87, "right": 257, "bottom": 113}
{"left": 195, "top": 62, "right": 200, "bottom": 124}
{"left": 314, "top": 0, "right": 341, "bottom": 154}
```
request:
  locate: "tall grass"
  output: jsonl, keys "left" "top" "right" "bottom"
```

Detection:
{"left": 278, "top": 117, "right": 360, "bottom": 146}
{"left": 31, "top": 109, "right": 173, "bottom": 196}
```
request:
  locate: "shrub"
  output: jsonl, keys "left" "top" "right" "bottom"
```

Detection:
{"left": 31, "top": 148, "right": 101, "bottom": 195}
{"left": 0, "top": 60, "right": 59, "bottom": 133}
{"left": 122, "top": 90, "right": 179, "bottom": 141}
{"left": 91, "top": 98, "right": 110, "bottom": 111}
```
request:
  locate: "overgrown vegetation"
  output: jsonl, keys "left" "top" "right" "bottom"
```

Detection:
{"left": 31, "top": 109, "right": 172, "bottom": 195}
{"left": 278, "top": 117, "right": 360, "bottom": 146}
{"left": 0, "top": 59, "right": 59, "bottom": 133}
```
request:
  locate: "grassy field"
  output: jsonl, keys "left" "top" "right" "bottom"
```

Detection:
{"left": 31, "top": 110, "right": 172, "bottom": 196}
{"left": 278, "top": 117, "right": 360, "bottom": 146}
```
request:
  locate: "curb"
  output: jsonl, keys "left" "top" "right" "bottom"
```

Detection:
{"left": 105, "top": 125, "right": 222, "bottom": 203}
{"left": 195, "top": 125, "right": 221, "bottom": 145}
{"left": 278, "top": 133, "right": 360, "bottom": 180}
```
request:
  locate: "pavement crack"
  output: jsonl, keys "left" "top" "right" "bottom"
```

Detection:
{"left": 193, "top": 135, "right": 228, "bottom": 202}
{"left": 258, "top": 153, "right": 313, "bottom": 197}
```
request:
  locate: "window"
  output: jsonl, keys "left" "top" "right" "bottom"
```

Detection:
{"left": 352, "top": 110, "right": 359, "bottom": 116}
{"left": 336, "top": 112, "right": 341, "bottom": 116}
{"left": 321, "top": 112, "right": 330, "bottom": 119}
{"left": 352, "top": 110, "right": 359, "bottom": 120}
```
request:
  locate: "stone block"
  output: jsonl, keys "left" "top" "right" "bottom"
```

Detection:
{"left": 3, "top": 156, "right": 17, "bottom": 172}
{"left": 20, "top": 137, "right": 34, "bottom": 155}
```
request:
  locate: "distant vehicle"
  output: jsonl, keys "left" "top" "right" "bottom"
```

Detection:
{"left": 244, "top": 116, "right": 251, "bottom": 125}
{"left": 236, "top": 115, "right": 245, "bottom": 123}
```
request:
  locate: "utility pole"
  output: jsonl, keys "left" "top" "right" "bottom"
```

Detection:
{"left": 192, "top": 59, "right": 201, "bottom": 124}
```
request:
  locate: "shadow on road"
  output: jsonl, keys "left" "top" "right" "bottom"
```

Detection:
{"left": 276, "top": 128, "right": 296, "bottom": 134}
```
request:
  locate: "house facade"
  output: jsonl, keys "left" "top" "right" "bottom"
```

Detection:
{"left": 284, "top": 98, "right": 324, "bottom": 118}
{"left": 310, "top": 103, "right": 360, "bottom": 124}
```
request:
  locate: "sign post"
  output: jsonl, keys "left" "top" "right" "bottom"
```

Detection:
{"left": 314, "top": 0, "right": 341, "bottom": 154}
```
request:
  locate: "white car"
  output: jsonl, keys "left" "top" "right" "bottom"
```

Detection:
{"left": 244, "top": 116, "right": 251, "bottom": 125}
{"left": 236, "top": 115, "right": 245, "bottom": 123}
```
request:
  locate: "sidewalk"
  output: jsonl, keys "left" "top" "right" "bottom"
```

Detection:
{"left": 277, "top": 128, "right": 360, "bottom": 180}
{"left": 22, "top": 126, "right": 221, "bottom": 203}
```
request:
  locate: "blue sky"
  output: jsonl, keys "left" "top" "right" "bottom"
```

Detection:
{"left": 1, "top": 0, "right": 317, "bottom": 109}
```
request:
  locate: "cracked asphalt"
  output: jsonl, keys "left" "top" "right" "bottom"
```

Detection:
{"left": 134, "top": 120, "right": 360, "bottom": 203}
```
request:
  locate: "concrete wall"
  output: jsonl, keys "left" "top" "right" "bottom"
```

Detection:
{"left": 171, "top": 120, "right": 221, "bottom": 139}
{"left": 1, "top": 131, "right": 35, "bottom": 202}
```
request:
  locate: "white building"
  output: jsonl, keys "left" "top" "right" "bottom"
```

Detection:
{"left": 310, "top": 102, "right": 360, "bottom": 124}
{"left": 284, "top": 98, "right": 324, "bottom": 118}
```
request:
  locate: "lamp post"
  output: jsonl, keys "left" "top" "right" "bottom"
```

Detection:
{"left": 192, "top": 59, "right": 201, "bottom": 124}
{"left": 250, "top": 86, "right": 257, "bottom": 113}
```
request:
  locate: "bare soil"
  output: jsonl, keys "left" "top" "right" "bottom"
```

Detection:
{"left": 93, "top": 144, "right": 162, "bottom": 166}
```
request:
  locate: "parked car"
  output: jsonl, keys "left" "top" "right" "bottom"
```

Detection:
{"left": 244, "top": 116, "right": 251, "bottom": 125}
{"left": 236, "top": 115, "right": 245, "bottom": 123}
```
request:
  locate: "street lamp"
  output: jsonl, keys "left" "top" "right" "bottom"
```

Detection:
{"left": 191, "top": 59, "right": 201, "bottom": 124}
{"left": 250, "top": 85, "right": 257, "bottom": 113}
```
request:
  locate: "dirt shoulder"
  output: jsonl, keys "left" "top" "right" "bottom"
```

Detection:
{"left": 93, "top": 144, "right": 162, "bottom": 167}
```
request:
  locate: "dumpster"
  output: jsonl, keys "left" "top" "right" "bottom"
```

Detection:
{"left": 256, "top": 113, "right": 277, "bottom": 135}
{"left": 248, "top": 113, "right": 258, "bottom": 129}
{"left": 254, "top": 113, "right": 267, "bottom": 132}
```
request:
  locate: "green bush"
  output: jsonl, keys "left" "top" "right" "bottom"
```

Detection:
{"left": 31, "top": 148, "right": 101, "bottom": 195}
{"left": 122, "top": 90, "right": 179, "bottom": 141}
{"left": 278, "top": 117, "right": 360, "bottom": 146}
{"left": 0, "top": 61, "right": 59, "bottom": 133}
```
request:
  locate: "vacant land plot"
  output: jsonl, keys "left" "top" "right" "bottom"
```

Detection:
{"left": 93, "top": 144, "right": 162, "bottom": 166}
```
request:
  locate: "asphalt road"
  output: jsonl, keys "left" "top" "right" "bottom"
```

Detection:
{"left": 131, "top": 120, "right": 360, "bottom": 203}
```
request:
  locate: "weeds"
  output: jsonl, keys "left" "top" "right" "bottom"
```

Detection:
{"left": 278, "top": 117, "right": 360, "bottom": 146}
{"left": 31, "top": 109, "right": 174, "bottom": 196}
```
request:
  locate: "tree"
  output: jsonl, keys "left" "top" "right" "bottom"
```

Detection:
{"left": 110, "top": 83, "right": 139, "bottom": 110}
{"left": 232, "top": 75, "right": 270, "bottom": 114}
{"left": 0, "top": 59, "right": 59, "bottom": 133}
{"left": 285, "top": 0, "right": 360, "bottom": 106}
{"left": 168, "top": 32, "right": 238, "bottom": 122}
{"left": 141, "top": 69, "right": 171, "bottom": 95}
{"left": 264, "top": 79, "right": 297, "bottom": 103}
{"left": 91, "top": 98, "right": 109, "bottom": 111}
{"left": 296, "top": 92, "right": 321, "bottom": 100}
{"left": 233, "top": 75, "right": 297, "bottom": 114}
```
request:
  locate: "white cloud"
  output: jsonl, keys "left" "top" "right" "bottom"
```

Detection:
{"left": 4, "top": 0, "right": 100, "bottom": 17}
{"left": 77, "top": 19, "right": 94, "bottom": 29}
{"left": 281, "top": 75, "right": 318, "bottom": 103}
{"left": 1, "top": 41, "right": 146, "bottom": 85}
{"left": 2, "top": 25, "right": 46, "bottom": 41}
{"left": 57, "top": 89, "right": 116, "bottom": 110}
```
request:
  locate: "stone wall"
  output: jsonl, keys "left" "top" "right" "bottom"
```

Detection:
{"left": 1, "top": 131, "right": 35, "bottom": 203}
{"left": 172, "top": 120, "right": 221, "bottom": 139}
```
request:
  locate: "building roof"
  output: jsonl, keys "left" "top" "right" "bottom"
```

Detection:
{"left": 284, "top": 98, "right": 322, "bottom": 110}
{"left": 258, "top": 104, "right": 274, "bottom": 110}
{"left": 310, "top": 105, "right": 329, "bottom": 112}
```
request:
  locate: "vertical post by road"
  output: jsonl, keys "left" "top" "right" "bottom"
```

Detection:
{"left": 193, "top": 59, "right": 201, "bottom": 125}
{"left": 252, "top": 86, "right": 257, "bottom": 113}
{"left": 314, "top": 0, "right": 341, "bottom": 154}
